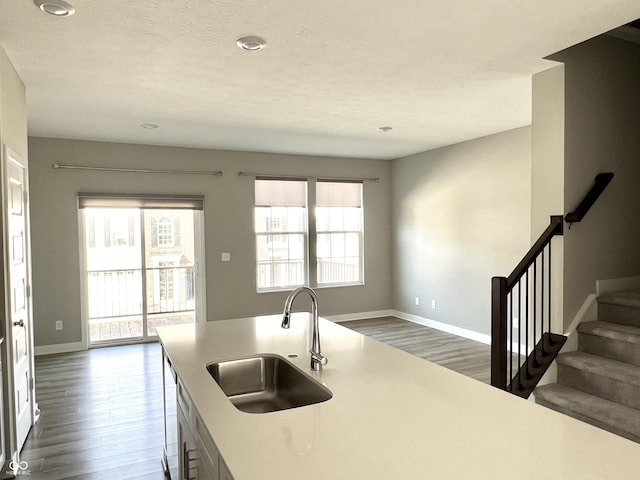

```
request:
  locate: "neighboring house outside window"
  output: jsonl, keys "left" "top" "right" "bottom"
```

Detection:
{"left": 88, "top": 217, "right": 96, "bottom": 248}
{"left": 158, "top": 260, "right": 175, "bottom": 301}
{"left": 103, "top": 215, "right": 135, "bottom": 247}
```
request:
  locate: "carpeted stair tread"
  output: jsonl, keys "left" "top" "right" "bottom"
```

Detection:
{"left": 578, "top": 321, "right": 640, "bottom": 344}
{"left": 557, "top": 351, "right": 640, "bottom": 388}
{"left": 578, "top": 320, "right": 640, "bottom": 366}
{"left": 598, "top": 289, "right": 640, "bottom": 308}
{"left": 535, "top": 383, "right": 640, "bottom": 443}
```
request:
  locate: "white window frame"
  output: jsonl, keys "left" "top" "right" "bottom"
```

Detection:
{"left": 255, "top": 185, "right": 308, "bottom": 292}
{"left": 254, "top": 178, "right": 364, "bottom": 292}
{"left": 315, "top": 180, "right": 364, "bottom": 287}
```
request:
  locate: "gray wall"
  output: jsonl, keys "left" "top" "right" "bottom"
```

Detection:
{"left": 28, "top": 138, "right": 392, "bottom": 348}
{"left": 391, "top": 127, "right": 532, "bottom": 336}
{"left": 0, "top": 46, "right": 28, "bottom": 160}
{"left": 531, "top": 64, "right": 564, "bottom": 236}
{"left": 549, "top": 35, "right": 640, "bottom": 327}
{"left": 531, "top": 64, "right": 565, "bottom": 331}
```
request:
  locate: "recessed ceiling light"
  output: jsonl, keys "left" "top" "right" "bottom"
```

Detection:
{"left": 34, "top": 0, "right": 75, "bottom": 17}
{"left": 140, "top": 123, "right": 159, "bottom": 129}
{"left": 236, "top": 36, "right": 267, "bottom": 51}
{"left": 377, "top": 126, "right": 393, "bottom": 133}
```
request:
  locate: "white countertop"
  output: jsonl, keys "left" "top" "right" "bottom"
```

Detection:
{"left": 158, "top": 315, "right": 640, "bottom": 479}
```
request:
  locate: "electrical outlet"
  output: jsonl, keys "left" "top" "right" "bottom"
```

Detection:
{"left": 431, "top": 300, "right": 436, "bottom": 309}
{"left": 415, "top": 297, "right": 420, "bottom": 306}
{"left": 221, "top": 252, "right": 231, "bottom": 262}
{"left": 55, "top": 320, "right": 63, "bottom": 330}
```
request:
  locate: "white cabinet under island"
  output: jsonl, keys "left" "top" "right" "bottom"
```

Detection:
{"left": 158, "top": 314, "right": 640, "bottom": 479}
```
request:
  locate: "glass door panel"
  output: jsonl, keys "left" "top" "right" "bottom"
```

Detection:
{"left": 86, "top": 208, "right": 143, "bottom": 343}
{"left": 144, "top": 209, "right": 196, "bottom": 336}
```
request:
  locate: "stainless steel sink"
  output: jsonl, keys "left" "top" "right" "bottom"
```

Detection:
{"left": 206, "top": 354, "right": 332, "bottom": 413}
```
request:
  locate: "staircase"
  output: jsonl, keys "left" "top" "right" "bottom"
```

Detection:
{"left": 534, "top": 289, "right": 640, "bottom": 443}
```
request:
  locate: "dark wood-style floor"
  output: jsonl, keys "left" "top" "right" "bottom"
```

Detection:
{"left": 22, "top": 344, "right": 168, "bottom": 479}
{"left": 22, "top": 317, "right": 490, "bottom": 479}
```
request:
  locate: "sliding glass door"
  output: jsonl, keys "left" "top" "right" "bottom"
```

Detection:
{"left": 83, "top": 205, "right": 200, "bottom": 345}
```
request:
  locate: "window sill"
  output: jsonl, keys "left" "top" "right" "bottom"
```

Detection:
{"left": 257, "top": 282, "right": 365, "bottom": 294}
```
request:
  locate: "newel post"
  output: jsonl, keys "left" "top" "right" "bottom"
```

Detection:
{"left": 491, "top": 276, "right": 508, "bottom": 390}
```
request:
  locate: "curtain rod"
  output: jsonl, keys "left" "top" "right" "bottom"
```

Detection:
{"left": 238, "top": 171, "right": 379, "bottom": 182}
{"left": 53, "top": 163, "right": 223, "bottom": 176}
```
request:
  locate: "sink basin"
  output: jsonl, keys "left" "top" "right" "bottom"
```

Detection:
{"left": 206, "top": 354, "right": 333, "bottom": 413}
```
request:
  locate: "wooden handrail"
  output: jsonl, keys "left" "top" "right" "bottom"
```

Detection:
{"left": 565, "top": 172, "right": 614, "bottom": 224}
{"left": 507, "top": 216, "right": 564, "bottom": 288}
{"left": 491, "top": 215, "right": 564, "bottom": 393}
{"left": 492, "top": 173, "right": 613, "bottom": 396}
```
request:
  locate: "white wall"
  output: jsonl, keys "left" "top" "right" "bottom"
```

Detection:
{"left": 548, "top": 35, "right": 640, "bottom": 328}
{"left": 391, "top": 127, "right": 532, "bottom": 335}
{"left": 28, "top": 138, "right": 393, "bottom": 348}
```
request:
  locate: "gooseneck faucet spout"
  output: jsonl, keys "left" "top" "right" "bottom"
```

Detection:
{"left": 281, "top": 287, "right": 328, "bottom": 371}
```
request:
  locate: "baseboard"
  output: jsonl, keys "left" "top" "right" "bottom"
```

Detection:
{"left": 597, "top": 275, "right": 640, "bottom": 295}
{"left": 564, "top": 294, "right": 598, "bottom": 337}
{"left": 35, "top": 341, "right": 86, "bottom": 356}
{"left": 327, "top": 310, "right": 394, "bottom": 323}
{"left": 392, "top": 310, "right": 491, "bottom": 345}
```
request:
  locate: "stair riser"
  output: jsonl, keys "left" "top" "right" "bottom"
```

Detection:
{"left": 598, "top": 303, "right": 640, "bottom": 328}
{"left": 534, "top": 397, "right": 640, "bottom": 444}
{"left": 558, "top": 364, "right": 640, "bottom": 410}
{"left": 578, "top": 333, "right": 640, "bottom": 367}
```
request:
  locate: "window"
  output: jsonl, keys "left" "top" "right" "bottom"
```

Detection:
{"left": 316, "top": 181, "right": 363, "bottom": 286}
{"left": 255, "top": 178, "right": 364, "bottom": 291}
{"left": 103, "top": 214, "right": 136, "bottom": 247}
{"left": 88, "top": 217, "right": 96, "bottom": 248}
{"left": 158, "top": 217, "right": 175, "bottom": 247}
{"left": 255, "top": 179, "right": 307, "bottom": 291}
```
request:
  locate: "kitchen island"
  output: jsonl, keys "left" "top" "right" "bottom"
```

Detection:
{"left": 158, "top": 315, "right": 640, "bottom": 479}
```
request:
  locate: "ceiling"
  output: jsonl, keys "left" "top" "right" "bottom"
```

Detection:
{"left": 1, "top": 1, "right": 639, "bottom": 160}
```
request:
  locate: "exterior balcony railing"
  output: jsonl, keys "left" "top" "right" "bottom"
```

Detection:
{"left": 257, "top": 259, "right": 360, "bottom": 290}
{"left": 87, "top": 266, "right": 195, "bottom": 320}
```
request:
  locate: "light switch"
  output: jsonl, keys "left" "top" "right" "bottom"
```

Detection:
{"left": 221, "top": 252, "right": 231, "bottom": 262}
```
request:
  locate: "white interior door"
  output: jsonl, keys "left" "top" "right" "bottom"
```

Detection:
{"left": 4, "top": 146, "right": 34, "bottom": 452}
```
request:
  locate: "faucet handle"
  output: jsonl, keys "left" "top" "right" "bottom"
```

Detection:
{"left": 310, "top": 351, "right": 328, "bottom": 367}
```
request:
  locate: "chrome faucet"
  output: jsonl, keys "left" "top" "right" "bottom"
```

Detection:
{"left": 281, "top": 287, "right": 328, "bottom": 371}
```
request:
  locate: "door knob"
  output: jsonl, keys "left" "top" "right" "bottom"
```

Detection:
{"left": 13, "top": 320, "right": 24, "bottom": 327}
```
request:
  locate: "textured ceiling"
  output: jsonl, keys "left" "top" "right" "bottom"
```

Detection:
{"left": 1, "top": 1, "right": 639, "bottom": 160}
